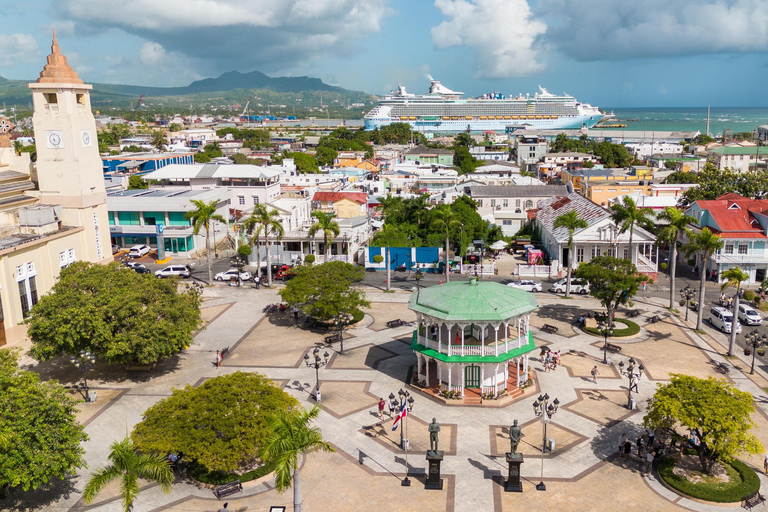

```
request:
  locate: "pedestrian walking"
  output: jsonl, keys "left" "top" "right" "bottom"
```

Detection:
{"left": 388, "top": 398, "right": 396, "bottom": 418}
{"left": 711, "top": 269, "right": 716, "bottom": 282}
{"left": 642, "top": 280, "right": 647, "bottom": 291}
{"left": 637, "top": 436, "right": 644, "bottom": 457}
{"left": 293, "top": 307, "right": 299, "bottom": 324}
{"left": 591, "top": 365, "right": 599, "bottom": 383}
{"left": 377, "top": 398, "right": 385, "bottom": 419}
{"left": 431, "top": 325, "right": 438, "bottom": 340}
{"left": 764, "top": 454, "right": 768, "bottom": 476}
{"left": 623, "top": 439, "right": 632, "bottom": 459}
{"left": 619, "top": 433, "right": 627, "bottom": 456}
{"left": 218, "top": 503, "right": 229, "bottom": 512}
{"left": 215, "top": 350, "right": 222, "bottom": 368}
{"left": 647, "top": 428, "right": 655, "bottom": 449}
{"left": 253, "top": 275, "right": 260, "bottom": 289}
{"left": 630, "top": 373, "right": 639, "bottom": 393}
{"left": 644, "top": 452, "right": 654, "bottom": 474}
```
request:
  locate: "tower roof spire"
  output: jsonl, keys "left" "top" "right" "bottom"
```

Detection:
{"left": 36, "top": 28, "right": 83, "bottom": 84}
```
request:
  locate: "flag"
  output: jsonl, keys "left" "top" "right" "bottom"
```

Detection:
{"left": 392, "top": 403, "right": 407, "bottom": 431}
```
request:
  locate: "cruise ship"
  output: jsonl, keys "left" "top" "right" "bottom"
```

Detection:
{"left": 364, "top": 79, "right": 606, "bottom": 133}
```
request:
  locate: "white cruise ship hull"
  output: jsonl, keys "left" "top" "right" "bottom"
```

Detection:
{"left": 364, "top": 115, "right": 603, "bottom": 132}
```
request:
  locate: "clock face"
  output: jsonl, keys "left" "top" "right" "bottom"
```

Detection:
{"left": 48, "top": 133, "right": 61, "bottom": 147}
{"left": 81, "top": 130, "right": 92, "bottom": 147}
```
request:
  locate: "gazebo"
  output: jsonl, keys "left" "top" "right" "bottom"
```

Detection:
{"left": 409, "top": 277, "right": 538, "bottom": 404}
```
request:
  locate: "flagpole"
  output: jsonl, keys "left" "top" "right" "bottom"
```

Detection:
{"left": 402, "top": 407, "right": 410, "bottom": 486}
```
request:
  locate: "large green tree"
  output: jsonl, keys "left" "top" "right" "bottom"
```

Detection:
{"left": 644, "top": 374, "right": 762, "bottom": 473}
{"left": 610, "top": 196, "right": 653, "bottom": 262}
{"left": 430, "top": 207, "right": 462, "bottom": 282}
{"left": 132, "top": 372, "right": 297, "bottom": 473}
{"left": 683, "top": 228, "right": 723, "bottom": 330}
{"left": 574, "top": 256, "right": 646, "bottom": 328}
{"left": 308, "top": 211, "right": 340, "bottom": 259}
{"left": 553, "top": 210, "right": 588, "bottom": 298}
{"left": 186, "top": 199, "right": 227, "bottom": 283}
{"left": 28, "top": 262, "right": 201, "bottom": 365}
{"left": 83, "top": 437, "right": 173, "bottom": 512}
{"left": 721, "top": 268, "right": 749, "bottom": 356}
{"left": 127, "top": 174, "right": 147, "bottom": 190}
{"left": 657, "top": 207, "right": 696, "bottom": 309}
{"left": 260, "top": 407, "right": 334, "bottom": 512}
{"left": 0, "top": 348, "right": 87, "bottom": 496}
{"left": 286, "top": 152, "right": 319, "bottom": 173}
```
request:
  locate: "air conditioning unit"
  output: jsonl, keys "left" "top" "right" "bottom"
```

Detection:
{"left": 496, "top": 205, "right": 501, "bottom": 210}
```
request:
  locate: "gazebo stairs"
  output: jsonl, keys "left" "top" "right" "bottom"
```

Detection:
{"left": 463, "top": 387, "right": 482, "bottom": 405}
{"left": 507, "top": 365, "right": 525, "bottom": 400}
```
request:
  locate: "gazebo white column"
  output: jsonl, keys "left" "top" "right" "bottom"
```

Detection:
{"left": 460, "top": 324, "right": 465, "bottom": 355}
{"left": 438, "top": 363, "right": 443, "bottom": 390}
{"left": 494, "top": 325, "right": 499, "bottom": 356}
{"left": 460, "top": 363, "right": 465, "bottom": 397}
{"left": 425, "top": 356, "right": 430, "bottom": 387}
{"left": 448, "top": 365, "right": 452, "bottom": 392}
{"left": 438, "top": 320, "right": 443, "bottom": 353}
{"left": 480, "top": 365, "right": 485, "bottom": 394}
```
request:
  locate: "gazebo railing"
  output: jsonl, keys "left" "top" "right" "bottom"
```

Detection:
{"left": 416, "top": 334, "right": 525, "bottom": 357}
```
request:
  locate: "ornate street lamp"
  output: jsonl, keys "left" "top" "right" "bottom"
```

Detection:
{"left": 532, "top": 393, "right": 559, "bottom": 491}
{"left": 390, "top": 388, "right": 414, "bottom": 486}
{"left": 70, "top": 350, "right": 96, "bottom": 402}
{"left": 744, "top": 329, "right": 768, "bottom": 375}
{"left": 597, "top": 319, "right": 614, "bottom": 365}
{"left": 618, "top": 358, "right": 645, "bottom": 409}
{"left": 680, "top": 285, "right": 696, "bottom": 322}
{"left": 304, "top": 347, "right": 329, "bottom": 402}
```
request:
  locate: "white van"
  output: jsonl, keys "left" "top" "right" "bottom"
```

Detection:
{"left": 708, "top": 306, "right": 742, "bottom": 334}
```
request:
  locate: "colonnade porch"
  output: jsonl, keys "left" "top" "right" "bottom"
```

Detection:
{"left": 414, "top": 312, "right": 531, "bottom": 358}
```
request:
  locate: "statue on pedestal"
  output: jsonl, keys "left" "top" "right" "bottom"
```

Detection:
{"left": 428, "top": 418, "right": 442, "bottom": 457}
{"left": 508, "top": 419, "right": 522, "bottom": 459}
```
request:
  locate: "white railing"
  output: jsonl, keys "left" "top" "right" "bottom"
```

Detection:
{"left": 712, "top": 253, "right": 768, "bottom": 264}
{"left": 517, "top": 264, "right": 551, "bottom": 277}
{"left": 448, "top": 385, "right": 462, "bottom": 395}
{"left": 460, "top": 263, "right": 495, "bottom": 275}
{"left": 637, "top": 264, "right": 657, "bottom": 274}
{"left": 316, "top": 254, "right": 350, "bottom": 263}
{"left": 417, "top": 335, "right": 525, "bottom": 357}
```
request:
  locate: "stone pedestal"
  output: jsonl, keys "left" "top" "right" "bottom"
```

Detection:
{"left": 505, "top": 453, "right": 524, "bottom": 492}
{"left": 425, "top": 452, "right": 444, "bottom": 490}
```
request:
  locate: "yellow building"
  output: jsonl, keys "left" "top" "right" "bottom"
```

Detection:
{"left": 0, "top": 31, "right": 111, "bottom": 344}
{"left": 583, "top": 181, "right": 651, "bottom": 206}
{"left": 312, "top": 192, "right": 369, "bottom": 219}
{"left": 354, "top": 159, "right": 380, "bottom": 173}
{"left": 333, "top": 151, "right": 365, "bottom": 168}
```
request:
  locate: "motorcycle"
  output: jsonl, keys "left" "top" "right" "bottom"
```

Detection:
{"left": 394, "top": 263, "right": 407, "bottom": 272}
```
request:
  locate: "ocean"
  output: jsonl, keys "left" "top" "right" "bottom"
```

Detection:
{"left": 602, "top": 107, "right": 768, "bottom": 136}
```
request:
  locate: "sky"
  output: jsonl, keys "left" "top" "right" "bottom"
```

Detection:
{"left": 2, "top": 0, "right": 768, "bottom": 107}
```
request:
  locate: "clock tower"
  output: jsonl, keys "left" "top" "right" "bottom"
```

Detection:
{"left": 28, "top": 30, "right": 111, "bottom": 263}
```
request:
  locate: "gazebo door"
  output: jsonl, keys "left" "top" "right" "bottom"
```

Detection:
{"left": 464, "top": 365, "right": 480, "bottom": 388}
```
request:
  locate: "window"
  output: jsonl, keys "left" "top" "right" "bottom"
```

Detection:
{"left": 524, "top": 200, "right": 533, "bottom": 209}
{"left": 623, "top": 248, "right": 629, "bottom": 259}
{"left": 44, "top": 93, "right": 58, "bottom": 104}
{"left": 503, "top": 199, "right": 509, "bottom": 208}
{"left": 577, "top": 247, "right": 584, "bottom": 263}
{"left": 490, "top": 199, "right": 496, "bottom": 207}
{"left": 592, "top": 247, "right": 601, "bottom": 258}
{"left": 19, "top": 277, "right": 37, "bottom": 318}
{"left": 502, "top": 220, "right": 512, "bottom": 226}
{"left": 725, "top": 244, "right": 734, "bottom": 254}
{"left": 238, "top": 196, "right": 245, "bottom": 206}
{"left": 252, "top": 196, "right": 260, "bottom": 205}
{"left": 738, "top": 244, "right": 748, "bottom": 255}
{"left": 478, "top": 200, "right": 483, "bottom": 207}
{"left": 59, "top": 249, "right": 77, "bottom": 268}
{"left": 76, "top": 93, "right": 85, "bottom": 105}
{"left": 515, "top": 199, "right": 521, "bottom": 208}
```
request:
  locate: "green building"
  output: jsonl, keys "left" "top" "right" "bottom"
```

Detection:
{"left": 404, "top": 145, "right": 454, "bottom": 166}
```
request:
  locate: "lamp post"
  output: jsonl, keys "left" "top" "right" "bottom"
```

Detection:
{"left": 618, "top": 357, "right": 645, "bottom": 409}
{"left": 70, "top": 350, "right": 96, "bottom": 402}
{"left": 414, "top": 262, "right": 424, "bottom": 291}
{"left": 597, "top": 319, "right": 614, "bottom": 365}
{"left": 532, "top": 393, "right": 559, "bottom": 491}
{"left": 304, "top": 347, "right": 329, "bottom": 402}
{"left": 680, "top": 285, "right": 696, "bottom": 322}
{"left": 744, "top": 329, "right": 768, "bottom": 375}
{"left": 390, "top": 388, "right": 414, "bottom": 486}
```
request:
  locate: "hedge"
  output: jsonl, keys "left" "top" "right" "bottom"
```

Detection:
{"left": 304, "top": 254, "right": 316, "bottom": 264}
{"left": 188, "top": 460, "right": 274, "bottom": 485}
{"left": 314, "top": 309, "right": 364, "bottom": 328}
{"left": 657, "top": 457, "right": 760, "bottom": 503}
{"left": 744, "top": 290, "right": 756, "bottom": 302}
{"left": 582, "top": 318, "right": 641, "bottom": 337}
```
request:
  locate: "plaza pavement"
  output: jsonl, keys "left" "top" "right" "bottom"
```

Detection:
{"left": 7, "top": 285, "right": 768, "bottom": 512}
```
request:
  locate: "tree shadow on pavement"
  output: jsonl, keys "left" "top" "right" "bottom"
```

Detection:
{"left": 589, "top": 422, "right": 646, "bottom": 475}
{"left": 30, "top": 352, "right": 184, "bottom": 386}
{"left": 1, "top": 474, "right": 79, "bottom": 511}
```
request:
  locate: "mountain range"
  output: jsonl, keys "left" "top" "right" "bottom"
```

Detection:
{"left": 0, "top": 70, "right": 374, "bottom": 114}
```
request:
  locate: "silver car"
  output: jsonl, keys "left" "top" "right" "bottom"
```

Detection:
{"left": 507, "top": 280, "right": 543, "bottom": 292}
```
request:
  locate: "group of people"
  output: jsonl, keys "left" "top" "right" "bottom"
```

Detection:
{"left": 619, "top": 428, "right": 664, "bottom": 473}
{"left": 539, "top": 348, "right": 561, "bottom": 372}
{"left": 377, "top": 397, "right": 401, "bottom": 419}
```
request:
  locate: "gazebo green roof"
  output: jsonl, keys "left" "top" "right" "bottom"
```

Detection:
{"left": 408, "top": 278, "right": 538, "bottom": 322}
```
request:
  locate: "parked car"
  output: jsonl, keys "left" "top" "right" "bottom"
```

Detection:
{"left": 111, "top": 244, "right": 121, "bottom": 254}
{"left": 738, "top": 304, "right": 763, "bottom": 326}
{"left": 133, "top": 266, "right": 151, "bottom": 275}
{"left": 709, "top": 306, "right": 742, "bottom": 334}
{"left": 128, "top": 245, "right": 151, "bottom": 258}
{"left": 507, "top": 280, "right": 542, "bottom": 292}
{"left": 549, "top": 278, "right": 590, "bottom": 294}
{"left": 215, "top": 268, "right": 252, "bottom": 281}
{"left": 155, "top": 265, "right": 191, "bottom": 279}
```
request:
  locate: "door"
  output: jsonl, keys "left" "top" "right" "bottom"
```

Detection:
{"left": 464, "top": 365, "right": 480, "bottom": 388}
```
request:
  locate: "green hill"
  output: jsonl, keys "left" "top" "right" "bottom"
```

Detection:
{"left": 0, "top": 71, "right": 375, "bottom": 118}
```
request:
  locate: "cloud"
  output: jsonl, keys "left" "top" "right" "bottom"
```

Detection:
{"left": 431, "top": 0, "right": 547, "bottom": 77}
{"left": 139, "top": 42, "right": 167, "bottom": 66}
{"left": 538, "top": 0, "right": 768, "bottom": 61}
{"left": 0, "top": 33, "right": 40, "bottom": 67}
{"left": 57, "top": 0, "right": 391, "bottom": 73}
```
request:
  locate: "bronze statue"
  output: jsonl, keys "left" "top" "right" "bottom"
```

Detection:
{"left": 509, "top": 419, "right": 522, "bottom": 458}
{"left": 428, "top": 418, "right": 441, "bottom": 456}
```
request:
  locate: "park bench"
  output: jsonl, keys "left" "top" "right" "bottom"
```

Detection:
{"left": 325, "top": 332, "right": 342, "bottom": 344}
{"left": 648, "top": 315, "right": 661, "bottom": 324}
{"left": 606, "top": 343, "right": 623, "bottom": 353}
{"left": 387, "top": 319, "right": 405, "bottom": 328}
{"left": 743, "top": 491, "right": 765, "bottom": 510}
{"left": 213, "top": 480, "right": 243, "bottom": 499}
{"left": 541, "top": 324, "right": 559, "bottom": 334}
{"left": 626, "top": 309, "right": 640, "bottom": 318}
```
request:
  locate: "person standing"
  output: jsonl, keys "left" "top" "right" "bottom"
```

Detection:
{"left": 641, "top": 280, "right": 647, "bottom": 291}
{"left": 216, "top": 350, "right": 222, "bottom": 368}
{"left": 619, "top": 433, "right": 627, "bottom": 456}
{"left": 293, "top": 307, "right": 299, "bottom": 324}
{"left": 647, "top": 428, "right": 655, "bottom": 449}
{"left": 644, "top": 452, "right": 654, "bottom": 474}
{"left": 253, "top": 274, "right": 260, "bottom": 289}
{"left": 623, "top": 439, "right": 632, "bottom": 460}
{"left": 388, "top": 398, "right": 396, "bottom": 418}
{"left": 218, "top": 503, "right": 229, "bottom": 512}
{"left": 377, "top": 398, "right": 385, "bottom": 419}
{"left": 764, "top": 454, "right": 768, "bottom": 476}
{"left": 591, "top": 365, "right": 599, "bottom": 384}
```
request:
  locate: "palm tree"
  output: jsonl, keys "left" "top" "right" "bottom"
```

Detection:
{"left": 553, "top": 210, "right": 588, "bottom": 297}
{"left": 260, "top": 208, "right": 284, "bottom": 287}
{"left": 430, "top": 208, "right": 461, "bottom": 282}
{"left": 151, "top": 130, "right": 166, "bottom": 151}
{"left": 721, "top": 268, "right": 749, "bottom": 356}
{"left": 260, "top": 407, "right": 334, "bottom": 512}
{"left": 683, "top": 228, "right": 723, "bottom": 330}
{"left": 244, "top": 204, "right": 267, "bottom": 274}
{"left": 12, "top": 140, "right": 22, "bottom": 156}
{"left": 657, "top": 207, "right": 696, "bottom": 309}
{"left": 186, "top": 199, "right": 226, "bottom": 283}
{"left": 610, "top": 196, "right": 654, "bottom": 263}
{"left": 83, "top": 437, "right": 173, "bottom": 512}
{"left": 308, "top": 211, "right": 340, "bottom": 260}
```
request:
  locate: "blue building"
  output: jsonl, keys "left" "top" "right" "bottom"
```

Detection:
{"left": 102, "top": 152, "right": 194, "bottom": 175}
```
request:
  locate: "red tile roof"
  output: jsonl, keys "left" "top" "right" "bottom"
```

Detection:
{"left": 693, "top": 194, "right": 768, "bottom": 239}
{"left": 313, "top": 191, "right": 368, "bottom": 204}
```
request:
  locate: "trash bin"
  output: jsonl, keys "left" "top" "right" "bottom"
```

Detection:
{"left": 629, "top": 398, "right": 636, "bottom": 410}
{"left": 315, "top": 390, "right": 321, "bottom": 402}
{"left": 402, "top": 438, "right": 410, "bottom": 450}
{"left": 605, "top": 353, "right": 611, "bottom": 365}
{"left": 548, "top": 438, "right": 556, "bottom": 452}
{"left": 88, "top": 391, "right": 97, "bottom": 403}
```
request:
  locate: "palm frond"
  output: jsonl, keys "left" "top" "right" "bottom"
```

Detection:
{"left": 120, "top": 471, "right": 139, "bottom": 512}
{"left": 83, "top": 465, "right": 122, "bottom": 504}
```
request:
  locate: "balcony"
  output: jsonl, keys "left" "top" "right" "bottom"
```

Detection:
{"left": 712, "top": 253, "right": 768, "bottom": 264}
{"left": 413, "top": 332, "right": 528, "bottom": 359}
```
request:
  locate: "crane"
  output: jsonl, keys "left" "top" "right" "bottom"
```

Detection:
{"left": 132, "top": 94, "right": 145, "bottom": 112}
{"left": 240, "top": 96, "right": 252, "bottom": 118}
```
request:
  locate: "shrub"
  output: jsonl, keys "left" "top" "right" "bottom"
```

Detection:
{"left": 660, "top": 262, "right": 668, "bottom": 271}
{"left": 743, "top": 290, "right": 756, "bottom": 302}
{"left": 373, "top": 255, "right": 384, "bottom": 263}
{"left": 304, "top": 254, "right": 316, "bottom": 264}
{"left": 657, "top": 457, "right": 760, "bottom": 503}
{"left": 582, "top": 318, "right": 641, "bottom": 337}
{"left": 188, "top": 460, "right": 274, "bottom": 485}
